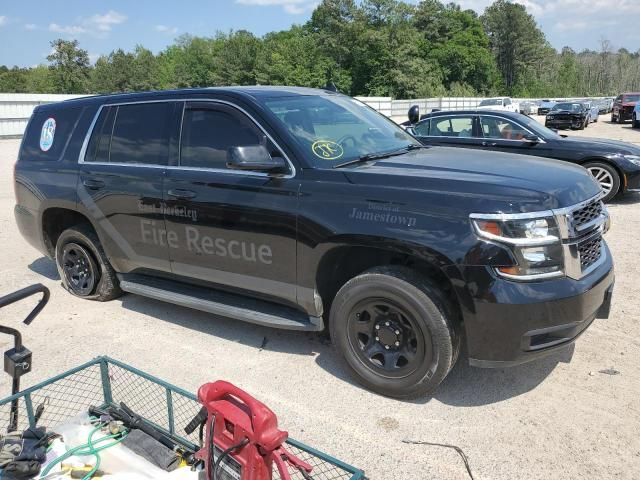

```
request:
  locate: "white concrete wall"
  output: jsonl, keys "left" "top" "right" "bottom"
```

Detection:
{"left": 355, "top": 96, "right": 393, "bottom": 117}
{"left": 0, "top": 94, "right": 86, "bottom": 137}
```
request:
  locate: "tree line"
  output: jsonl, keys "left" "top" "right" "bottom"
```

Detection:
{"left": 1, "top": 0, "right": 639, "bottom": 99}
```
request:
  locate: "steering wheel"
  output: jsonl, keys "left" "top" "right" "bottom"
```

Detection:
{"left": 337, "top": 134, "right": 358, "bottom": 149}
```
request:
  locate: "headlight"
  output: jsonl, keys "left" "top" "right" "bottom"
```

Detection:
{"left": 471, "top": 214, "right": 564, "bottom": 280}
{"left": 623, "top": 154, "right": 640, "bottom": 166}
{"left": 547, "top": 115, "right": 554, "bottom": 119}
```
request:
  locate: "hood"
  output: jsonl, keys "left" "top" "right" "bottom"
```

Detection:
{"left": 340, "top": 147, "right": 600, "bottom": 213}
{"left": 549, "top": 109, "right": 585, "bottom": 115}
{"left": 622, "top": 102, "right": 637, "bottom": 107}
{"left": 560, "top": 136, "right": 640, "bottom": 155}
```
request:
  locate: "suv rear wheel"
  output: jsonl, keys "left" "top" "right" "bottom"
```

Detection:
{"left": 329, "top": 266, "right": 459, "bottom": 399}
{"left": 584, "top": 161, "right": 620, "bottom": 202}
{"left": 55, "top": 224, "right": 122, "bottom": 301}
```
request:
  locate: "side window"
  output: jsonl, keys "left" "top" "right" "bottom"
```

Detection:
{"left": 21, "top": 106, "right": 84, "bottom": 162}
{"left": 429, "top": 116, "right": 473, "bottom": 137}
{"left": 413, "top": 119, "right": 430, "bottom": 136}
{"left": 85, "top": 106, "right": 116, "bottom": 163}
{"left": 480, "top": 117, "right": 529, "bottom": 140}
{"left": 504, "top": 98, "right": 511, "bottom": 106}
{"left": 109, "top": 103, "right": 171, "bottom": 165}
{"left": 615, "top": 95, "right": 622, "bottom": 103}
{"left": 180, "top": 104, "right": 262, "bottom": 169}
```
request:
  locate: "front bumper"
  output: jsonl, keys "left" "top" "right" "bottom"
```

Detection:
{"left": 618, "top": 107, "right": 634, "bottom": 121}
{"left": 545, "top": 118, "right": 585, "bottom": 129}
{"left": 450, "top": 245, "right": 614, "bottom": 368}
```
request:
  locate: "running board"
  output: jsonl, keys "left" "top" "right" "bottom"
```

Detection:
{"left": 117, "top": 273, "right": 324, "bottom": 332}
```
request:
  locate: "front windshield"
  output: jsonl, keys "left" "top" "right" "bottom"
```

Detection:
{"left": 262, "top": 95, "right": 418, "bottom": 167}
{"left": 478, "top": 99, "right": 502, "bottom": 106}
{"left": 551, "top": 103, "right": 584, "bottom": 112}
{"left": 624, "top": 95, "right": 640, "bottom": 102}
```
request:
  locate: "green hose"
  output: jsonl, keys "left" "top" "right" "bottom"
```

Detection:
{"left": 40, "top": 422, "right": 129, "bottom": 479}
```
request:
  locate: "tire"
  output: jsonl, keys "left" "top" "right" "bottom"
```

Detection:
{"left": 55, "top": 224, "right": 122, "bottom": 301}
{"left": 579, "top": 119, "right": 586, "bottom": 130}
{"left": 612, "top": 112, "right": 618, "bottom": 123}
{"left": 584, "top": 161, "right": 621, "bottom": 202}
{"left": 329, "top": 266, "right": 460, "bottom": 399}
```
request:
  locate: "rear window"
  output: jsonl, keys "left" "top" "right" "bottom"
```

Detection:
{"left": 20, "top": 106, "right": 84, "bottom": 162}
{"left": 84, "top": 102, "right": 171, "bottom": 165}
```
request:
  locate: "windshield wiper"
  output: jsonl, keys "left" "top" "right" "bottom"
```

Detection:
{"left": 332, "top": 144, "right": 426, "bottom": 169}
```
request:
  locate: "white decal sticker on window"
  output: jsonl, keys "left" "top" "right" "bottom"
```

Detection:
{"left": 40, "top": 117, "right": 56, "bottom": 152}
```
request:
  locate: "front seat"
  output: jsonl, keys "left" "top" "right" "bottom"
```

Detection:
{"left": 283, "top": 110, "right": 315, "bottom": 137}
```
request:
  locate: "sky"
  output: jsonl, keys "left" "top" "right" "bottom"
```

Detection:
{"left": 0, "top": 0, "right": 639, "bottom": 68}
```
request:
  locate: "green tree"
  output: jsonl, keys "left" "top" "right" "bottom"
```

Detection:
{"left": 47, "top": 39, "right": 91, "bottom": 93}
{"left": 25, "top": 65, "right": 55, "bottom": 93}
{"left": 0, "top": 67, "right": 29, "bottom": 93}
{"left": 91, "top": 46, "right": 160, "bottom": 93}
{"left": 211, "top": 30, "right": 261, "bottom": 86}
{"left": 481, "top": 0, "right": 550, "bottom": 94}
{"left": 255, "top": 27, "right": 339, "bottom": 88}
{"left": 416, "top": 2, "right": 499, "bottom": 94}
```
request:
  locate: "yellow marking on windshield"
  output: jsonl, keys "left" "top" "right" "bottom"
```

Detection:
{"left": 312, "top": 140, "right": 344, "bottom": 160}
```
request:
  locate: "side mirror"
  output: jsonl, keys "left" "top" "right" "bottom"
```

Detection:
{"left": 523, "top": 134, "right": 541, "bottom": 143}
{"left": 227, "top": 145, "right": 287, "bottom": 174}
{"left": 408, "top": 105, "right": 420, "bottom": 124}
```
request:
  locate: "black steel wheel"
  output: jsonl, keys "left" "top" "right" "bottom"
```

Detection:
{"left": 55, "top": 224, "right": 122, "bottom": 301}
{"left": 61, "top": 243, "right": 98, "bottom": 296}
{"left": 330, "top": 266, "right": 459, "bottom": 399}
{"left": 347, "top": 298, "right": 430, "bottom": 379}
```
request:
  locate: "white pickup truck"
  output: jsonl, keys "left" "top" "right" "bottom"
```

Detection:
{"left": 476, "top": 97, "right": 520, "bottom": 113}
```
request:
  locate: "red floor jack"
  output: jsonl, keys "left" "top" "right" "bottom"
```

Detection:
{"left": 187, "top": 381, "right": 313, "bottom": 480}
{"left": 0, "top": 284, "right": 49, "bottom": 432}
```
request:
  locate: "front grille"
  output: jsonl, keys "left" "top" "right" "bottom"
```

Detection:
{"left": 578, "top": 235, "right": 602, "bottom": 271}
{"left": 572, "top": 199, "right": 603, "bottom": 232}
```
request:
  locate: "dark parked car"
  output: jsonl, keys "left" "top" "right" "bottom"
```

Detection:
{"left": 612, "top": 93, "right": 640, "bottom": 123}
{"left": 537, "top": 99, "right": 556, "bottom": 115}
{"left": 545, "top": 102, "right": 590, "bottom": 130}
{"left": 407, "top": 107, "right": 640, "bottom": 201}
{"left": 14, "top": 87, "right": 615, "bottom": 398}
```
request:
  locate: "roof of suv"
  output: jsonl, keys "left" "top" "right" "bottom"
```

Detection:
{"left": 44, "top": 86, "right": 336, "bottom": 111}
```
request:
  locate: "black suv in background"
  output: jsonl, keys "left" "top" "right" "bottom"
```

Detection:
{"left": 407, "top": 107, "right": 640, "bottom": 202}
{"left": 14, "top": 88, "right": 614, "bottom": 398}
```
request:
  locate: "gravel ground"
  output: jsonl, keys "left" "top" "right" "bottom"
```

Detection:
{"left": 1, "top": 115, "right": 639, "bottom": 479}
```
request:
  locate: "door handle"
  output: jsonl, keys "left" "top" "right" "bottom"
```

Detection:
{"left": 167, "top": 189, "right": 197, "bottom": 200}
{"left": 82, "top": 178, "right": 105, "bottom": 190}
{"left": 482, "top": 141, "right": 497, "bottom": 147}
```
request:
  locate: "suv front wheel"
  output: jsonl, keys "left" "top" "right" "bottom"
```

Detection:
{"left": 330, "top": 266, "right": 460, "bottom": 399}
{"left": 55, "top": 224, "right": 122, "bottom": 301}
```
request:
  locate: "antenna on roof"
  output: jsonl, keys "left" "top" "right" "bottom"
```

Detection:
{"left": 324, "top": 81, "right": 338, "bottom": 93}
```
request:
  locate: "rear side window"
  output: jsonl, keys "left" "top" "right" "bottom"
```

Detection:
{"left": 429, "top": 116, "right": 474, "bottom": 137}
{"left": 84, "top": 102, "right": 171, "bottom": 165}
{"left": 85, "top": 106, "right": 116, "bottom": 163}
{"left": 20, "top": 106, "right": 84, "bottom": 162}
{"left": 180, "top": 104, "right": 262, "bottom": 169}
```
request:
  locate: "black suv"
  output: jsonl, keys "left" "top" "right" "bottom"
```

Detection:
{"left": 14, "top": 87, "right": 614, "bottom": 398}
